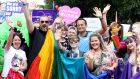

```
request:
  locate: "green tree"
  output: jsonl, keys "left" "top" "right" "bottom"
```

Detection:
{"left": 44, "top": 0, "right": 140, "bottom": 23}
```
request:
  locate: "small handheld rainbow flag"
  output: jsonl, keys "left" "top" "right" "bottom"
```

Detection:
{"left": 111, "top": 35, "right": 126, "bottom": 50}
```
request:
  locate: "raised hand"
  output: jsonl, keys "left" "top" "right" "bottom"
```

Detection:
{"left": 55, "top": 29, "right": 62, "bottom": 41}
{"left": 103, "top": 4, "right": 111, "bottom": 14}
{"left": 93, "top": 7, "right": 102, "bottom": 19}
{"left": 86, "top": 50, "right": 94, "bottom": 60}
{"left": 54, "top": 17, "right": 64, "bottom": 24}
{"left": 6, "top": 19, "right": 14, "bottom": 28}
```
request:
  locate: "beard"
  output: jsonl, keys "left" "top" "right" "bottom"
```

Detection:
{"left": 40, "top": 24, "right": 48, "bottom": 32}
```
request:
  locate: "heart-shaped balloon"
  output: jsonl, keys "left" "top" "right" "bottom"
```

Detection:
{"left": 59, "top": 5, "right": 81, "bottom": 25}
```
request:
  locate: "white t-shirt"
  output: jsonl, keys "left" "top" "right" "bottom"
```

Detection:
{"left": 2, "top": 46, "right": 27, "bottom": 77}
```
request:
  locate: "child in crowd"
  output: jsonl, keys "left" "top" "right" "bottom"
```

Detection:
{"left": 66, "top": 35, "right": 84, "bottom": 58}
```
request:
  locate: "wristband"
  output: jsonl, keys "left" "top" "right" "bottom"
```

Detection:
{"left": 23, "top": 3, "right": 28, "bottom": 6}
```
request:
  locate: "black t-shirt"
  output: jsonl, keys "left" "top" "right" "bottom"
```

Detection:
{"left": 27, "top": 28, "right": 46, "bottom": 69}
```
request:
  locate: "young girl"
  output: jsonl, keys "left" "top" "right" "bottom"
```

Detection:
{"left": 1, "top": 20, "right": 27, "bottom": 79}
{"left": 55, "top": 28, "right": 84, "bottom": 58}
{"left": 66, "top": 35, "right": 84, "bottom": 58}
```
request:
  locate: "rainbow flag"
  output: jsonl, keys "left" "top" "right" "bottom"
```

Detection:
{"left": 123, "top": 32, "right": 133, "bottom": 40}
{"left": 111, "top": 35, "right": 126, "bottom": 50}
{"left": 26, "top": 29, "right": 108, "bottom": 79}
{"left": 26, "top": 29, "right": 86, "bottom": 79}
{"left": 26, "top": 29, "right": 63, "bottom": 79}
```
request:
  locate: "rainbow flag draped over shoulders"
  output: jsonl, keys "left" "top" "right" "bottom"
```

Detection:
{"left": 26, "top": 29, "right": 60, "bottom": 79}
{"left": 26, "top": 29, "right": 99, "bottom": 79}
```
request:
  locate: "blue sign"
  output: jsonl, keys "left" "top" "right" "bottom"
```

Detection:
{"left": 5, "top": 2, "right": 22, "bottom": 18}
{"left": 32, "top": 10, "right": 56, "bottom": 24}
{"left": 0, "top": 11, "right": 5, "bottom": 23}
{"left": 0, "top": 2, "right": 23, "bottom": 23}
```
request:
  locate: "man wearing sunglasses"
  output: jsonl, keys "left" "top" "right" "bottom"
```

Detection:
{"left": 39, "top": 16, "right": 50, "bottom": 32}
{"left": 21, "top": 0, "right": 58, "bottom": 71}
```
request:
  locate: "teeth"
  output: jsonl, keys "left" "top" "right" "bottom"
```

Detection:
{"left": 93, "top": 44, "right": 97, "bottom": 46}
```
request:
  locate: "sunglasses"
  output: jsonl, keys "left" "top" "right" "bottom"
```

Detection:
{"left": 40, "top": 20, "right": 49, "bottom": 24}
{"left": 125, "top": 40, "right": 133, "bottom": 44}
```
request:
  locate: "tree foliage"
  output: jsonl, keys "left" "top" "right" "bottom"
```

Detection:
{"left": 44, "top": 0, "right": 140, "bottom": 23}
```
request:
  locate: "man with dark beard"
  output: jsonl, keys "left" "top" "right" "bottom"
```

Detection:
{"left": 20, "top": 0, "right": 58, "bottom": 71}
{"left": 26, "top": 16, "right": 51, "bottom": 70}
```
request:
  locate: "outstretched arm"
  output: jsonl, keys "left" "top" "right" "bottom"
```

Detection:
{"left": 93, "top": 4, "right": 111, "bottom": 35}
{"left": 5, "top": 19, "right": 14, "bottom": 51}
{"left": 20, "top": 0, "right": 34, "bottom": 33}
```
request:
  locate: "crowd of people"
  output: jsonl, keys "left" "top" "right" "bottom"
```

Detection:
{"left": 1, "top": 0, "right": 140, "bottom": 79}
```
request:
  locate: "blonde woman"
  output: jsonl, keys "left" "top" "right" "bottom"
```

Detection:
{"left": 120, "top": 35, "right": 137, "bottom": 79}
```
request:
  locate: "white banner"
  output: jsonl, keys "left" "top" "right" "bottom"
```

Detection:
{"left": 121, "top": 24, "right": 130, "bottom": 34}
{"left": 84, "top": 18, "right": 101, "bottom": 32}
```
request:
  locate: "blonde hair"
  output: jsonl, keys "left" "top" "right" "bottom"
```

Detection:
{"left": 131, "top": 44, "right": 140, "bottom": 76}
{"left": 129, "top": 43, "right": 140, "bottom": 65}
{"left": 136, "top": 44, "right": 140, "bottom": 65}
{"left": 128, "top": 50, "right": 137, "bottom": 65}
{"left": 133, "top": 22, "right": 140, "bottom": 27}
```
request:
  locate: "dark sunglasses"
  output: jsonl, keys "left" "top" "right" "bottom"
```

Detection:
{"left": 125, "top": 39, "right": 133, "bottom": 44}
{"left": 40, "top": 20, "right": 49, "bottom": 24}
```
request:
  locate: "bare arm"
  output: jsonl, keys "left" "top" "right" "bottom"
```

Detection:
{"left": 21, "top": 0, "right": 34, "bottom": 33}
{"left": 93, "top": 4, "right": 111, "bottom": 35}
{"left": 49, "top": 17, "right": 64, "bottom": 31}
{"left": 4, "top": 20, "right": 14, "bottom": 51}
{"left": 98, "top": 13, "right": 107, "bottom": 35}
{"left": 55, "top": 29, "right": 61, "bottom": 48}
{"left": 5, "top": 30, "right": 14, "bottom": 51}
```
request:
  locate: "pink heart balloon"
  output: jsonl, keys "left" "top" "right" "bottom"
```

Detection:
{"left": 59, "top": 5, "right": 81, "bottom": 25}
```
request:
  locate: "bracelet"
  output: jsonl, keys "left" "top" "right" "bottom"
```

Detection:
{"left": 23, "top": 3, "right": 28, "bottom": 6}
